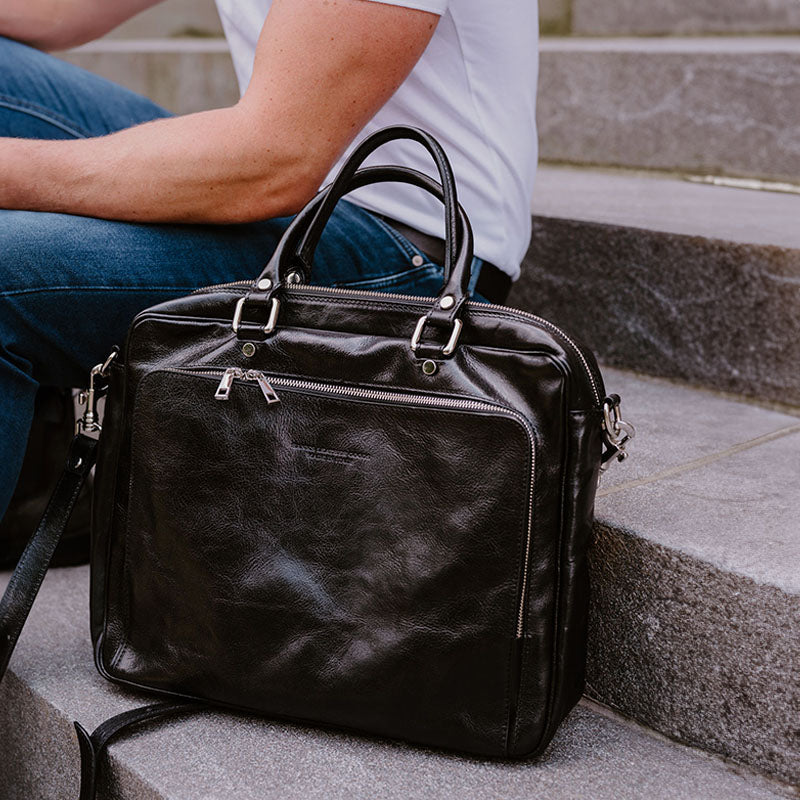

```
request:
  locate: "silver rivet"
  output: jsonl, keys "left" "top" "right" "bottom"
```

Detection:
{"left": 422, "top": 359, "right": 437, "bottom": 375}
{"left": 439, "top": 294, "right": 455, "bottom": 310}
{"left": 286, "top": 271, "right": 302, "bottom": 285}
{"left": 242, "top": 342, "right": 256, "bottom": 357}
{"left": 412, "top": 255, "right": 425, "bottom": 267}
{"left": 256, "top": 278, "right": 272, "bottom": 291}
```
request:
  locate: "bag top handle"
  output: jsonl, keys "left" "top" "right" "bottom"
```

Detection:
{"left": 240, "top": 168, "right": 474, "bottom": 359}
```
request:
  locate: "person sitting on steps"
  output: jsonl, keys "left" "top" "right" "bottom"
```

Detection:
{"left": 0, "top": 0, "right": 539, "bottom": 521}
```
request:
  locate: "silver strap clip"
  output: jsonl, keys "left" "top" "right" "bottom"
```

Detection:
{"left": 600, "top": 394, "right": 635, "bottom": 472}
{"left": 232, "top": 296, "right": 281, "bottom": 335}
{"left": 76, "top": 349, "right": 118, "bottom": 437}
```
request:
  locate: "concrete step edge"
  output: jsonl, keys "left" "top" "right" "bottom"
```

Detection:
{"left": 69, "top": 37, "right": 231, "bottom": 53}
{"left": 531, "top": 165, "right": 800, "bottom": 249}
{"left": 539, "top": 35, "right": 800, "bottom": 51}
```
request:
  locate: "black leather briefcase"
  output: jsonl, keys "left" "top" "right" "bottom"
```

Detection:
{"left": 0, "top": 127, "right": 633, "bottom": 798}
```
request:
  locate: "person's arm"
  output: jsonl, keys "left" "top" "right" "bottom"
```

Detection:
{"left": 0, "top": 0, "right": 438, "bottom": 224}
{"left": 0, "top": 0, "right": 163, "bottom": 51}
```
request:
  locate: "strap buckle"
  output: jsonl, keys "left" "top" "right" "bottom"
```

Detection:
{"left": 410, "top": 315, "right": 463, "bottom": 357}
{"left": 76, "top": 349, "right": 118, "bottom": 438}
{"left": 232, "top": 296, "right": 281, "bottom": 335}
{"left": 600, "top": 394, "right": 635, "bottom": 472}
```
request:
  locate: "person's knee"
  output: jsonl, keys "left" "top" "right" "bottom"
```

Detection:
{"left": 0, "top": 36, "right": 93, "bottom": 139}
{"left": 0, "top": 35, "right": 55, "bottom": 98}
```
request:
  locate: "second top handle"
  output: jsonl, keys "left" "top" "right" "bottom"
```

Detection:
{"left": 256, "top": 164, "right": 474, "bottom": 295}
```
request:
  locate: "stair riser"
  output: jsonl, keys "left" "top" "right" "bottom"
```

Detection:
{"left": 59, "top": 47, "right": 239, "bottom": 116}
{"left": 588, "top": 524, "right": 800, "bottom": 785}
{"left": 0, "top": 672, "right": 80, "bottom": 799}
{"left": 107, "top": 0, "right": 223, "bottom": 39}
{"left": 572, "top": 0, "right": 800, "bottom": 36}
{"left": 538, "top": 45, "right": 800, "bottom": 183}
{"left": 512, "top": 216, "right": 800, "bottom": 407}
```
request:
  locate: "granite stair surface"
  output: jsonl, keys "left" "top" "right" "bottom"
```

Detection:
{"left": 512, "top": 165, "right": 800, "bottom": 406}
{"left": 570, "top": 0, "right": 800, "bottom": 36}
{"left": 1, "top": 369, "right": 798, "bottom": 798}
{"left": 537, "top": 37, "right": 800, "bottom": 182}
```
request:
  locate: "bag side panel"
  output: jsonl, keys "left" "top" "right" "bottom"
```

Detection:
{"left": 90, "top": 362, "right": 126, "bottom": 646}
{"left": 510, "top": 407, "right": 602, "bottom": 755}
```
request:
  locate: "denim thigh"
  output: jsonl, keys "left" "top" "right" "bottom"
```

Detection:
{"left": 0, "top": 35, "right": 171, "bottom": 138}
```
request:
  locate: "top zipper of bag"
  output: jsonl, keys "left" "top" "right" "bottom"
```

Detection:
{"left": 191, "top": 281, "right": 603, "bottom": 407}
{"left": 169, "top": 365, "right": 536, "bottom": 638}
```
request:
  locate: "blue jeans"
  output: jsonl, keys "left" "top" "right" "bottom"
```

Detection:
{"left": 0, "top": 36, "right": 484, "bottom": 521}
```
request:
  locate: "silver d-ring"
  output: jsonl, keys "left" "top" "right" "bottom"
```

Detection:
{"left": 232, "top": 296, "right": 247, "bottom": 333}
{"left": 410, "top": 315, "right": 463, "bottom": 356}
{"left": 232, "top": 296, "right": 281, "bottom": 335}
{"left": 263, "top": 297, "right": 281, "bottom": 334}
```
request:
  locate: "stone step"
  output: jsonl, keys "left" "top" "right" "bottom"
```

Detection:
{"left": 586, "top": 368, "right": 800, "bottom": 786}
{"left": 106, "top": 0, "right": 223, "bottom": 39}
{"left": 1, "top": 371, "right": 798, "bottom": 796}
{"left": 538, "top": 37, "right": 800, "bottom": 183}
{"left": 58, "top": 39, "right": 239, "bottom": 116}
{"left": 513, "top": 165, "right": 800, "bottom": 407}
{"left": 60, "top": 36, "right": 800, "bottom": 184}
{"left": 571, "top": 0, "right": 800, "bottom": 36}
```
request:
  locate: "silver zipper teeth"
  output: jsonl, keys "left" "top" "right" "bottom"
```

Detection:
{"left": 191, "top": 281, "right": 601, "bottom": 406}
{"left": 171, "top": 366, "right": 536, "bottom": 637}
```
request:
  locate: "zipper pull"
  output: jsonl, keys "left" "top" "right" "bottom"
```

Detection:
{"left": 214, "top": 368, "right": 239, "bottom": 400}
{"left": 249, "top": 370, "right": 281, "bottom": 404}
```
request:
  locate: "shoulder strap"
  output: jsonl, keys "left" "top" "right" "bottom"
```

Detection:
{"left": 75, "top": 700, "right": 204, "bottom": 800}
{"left": 0, "top": 433, "right": 207, "bottom": 800}
{"left": 0, "top": 433, "right": 97, "bottom": 679}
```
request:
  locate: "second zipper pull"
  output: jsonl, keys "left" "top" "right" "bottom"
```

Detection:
{"left": 249, "top": 371, "right": 281, "bottom": 404}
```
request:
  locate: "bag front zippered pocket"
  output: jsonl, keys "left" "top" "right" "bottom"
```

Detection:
{"left": 170, "top": 366, "right": 537, "bottom": 639}
{"left": 110, "top": 367, "right": 537, "bottom": 755}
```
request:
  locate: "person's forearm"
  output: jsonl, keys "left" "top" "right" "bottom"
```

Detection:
{"left": 0, "top": 106, "right": 324, "bottom": 223}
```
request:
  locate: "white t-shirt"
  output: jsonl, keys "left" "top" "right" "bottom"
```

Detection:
{"left": 214, "top": 0, "right": 538, "bottom": 279}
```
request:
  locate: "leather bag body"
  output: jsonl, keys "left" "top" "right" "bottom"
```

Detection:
{"left": 87, "top": 128, "right": 611, "bottom": 759}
